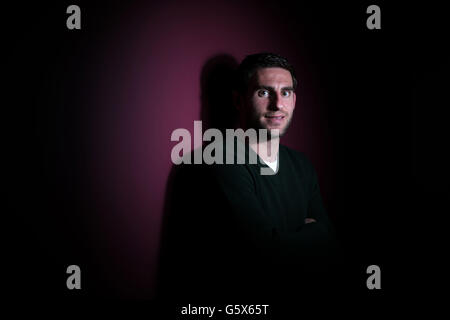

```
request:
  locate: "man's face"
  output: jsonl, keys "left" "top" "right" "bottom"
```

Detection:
{"left": 241, "top": 67, "right": 296, "bottom": 138}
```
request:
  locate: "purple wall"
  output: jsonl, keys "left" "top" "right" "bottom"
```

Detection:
{"left": 86, "top": 0, "right": 333, "bottom": 297}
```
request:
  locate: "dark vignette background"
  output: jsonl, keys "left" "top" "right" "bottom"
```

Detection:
{"left": 4, "top": 0, "right": 449, "bottom": 314}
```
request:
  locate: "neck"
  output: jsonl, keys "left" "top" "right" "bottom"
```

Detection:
{"left": 249, "top": 136, "right": 279, "bottom": 163}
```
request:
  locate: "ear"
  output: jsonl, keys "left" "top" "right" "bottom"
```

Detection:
{"left": 293, "top": 92, "right": 296, "bottom": 109}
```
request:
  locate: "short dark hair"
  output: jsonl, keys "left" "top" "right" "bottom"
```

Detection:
{"left": 235, "top": 52, "right": 297, "bottom": 94}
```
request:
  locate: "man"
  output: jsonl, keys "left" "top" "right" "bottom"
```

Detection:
{"left": 210, "top": 53, "right": 341, "bottom": 292}
{"left": 158, "top": 53, "right": 341, "bottom": 300}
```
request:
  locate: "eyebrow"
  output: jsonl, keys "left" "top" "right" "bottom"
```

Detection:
{"left": 256, "top": 85, "right": 294, "bottom": 91}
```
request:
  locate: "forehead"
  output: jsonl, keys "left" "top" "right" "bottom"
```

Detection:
{"left": 254, "top": 67, "right": 293, "bottom": 86}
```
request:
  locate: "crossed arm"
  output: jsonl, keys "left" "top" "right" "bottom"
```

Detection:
{"left": 208, "top": 163, "right": 337, "bottom": 258}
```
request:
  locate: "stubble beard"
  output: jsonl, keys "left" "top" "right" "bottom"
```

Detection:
{"left": 247, "top": 112, "right": 293, "bottom": 141}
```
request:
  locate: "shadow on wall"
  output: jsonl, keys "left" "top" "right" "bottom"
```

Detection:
{"left": 200, "top": 54, "right": 239, "bottom": 133}
{"left": 156, "top": 54, "right": 239, "bottom": 298}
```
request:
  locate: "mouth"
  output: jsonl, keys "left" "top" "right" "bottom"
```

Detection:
{"left": 265, "top": 115, "right": 285, "bottom": 120}
{"left": 264, "top": 114, "right": 286, "bottom": 125}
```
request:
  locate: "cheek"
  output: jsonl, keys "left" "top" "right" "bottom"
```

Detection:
{"left": 287, "top": 99, "right": 296, "bottom": 112}
{"left": 251, "top": 98, "right": 267, "bottom": 112}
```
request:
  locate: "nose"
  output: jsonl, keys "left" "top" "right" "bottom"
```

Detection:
{"left": 269, "top": 92, "right": 284, "bottom": 111}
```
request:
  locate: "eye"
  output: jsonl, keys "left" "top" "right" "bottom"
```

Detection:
{"left": 257, "top": 89, "right": 269, "bottom": 97}
{"left": 282, "top": 90, "right": 292, "bottom": 97}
